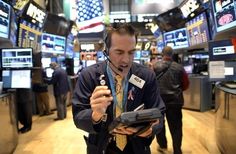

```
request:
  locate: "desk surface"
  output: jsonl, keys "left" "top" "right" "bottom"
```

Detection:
{"left": 216, "top": 84, "right": 236, "bottom": 95}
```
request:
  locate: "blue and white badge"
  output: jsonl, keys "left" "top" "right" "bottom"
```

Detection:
{"left": 128, "top": 74, "right": 145, "bottom": 89}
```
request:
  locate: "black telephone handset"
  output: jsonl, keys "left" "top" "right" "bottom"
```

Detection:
{"left": 108, "top": 108, "right": 162, "bottom": 136}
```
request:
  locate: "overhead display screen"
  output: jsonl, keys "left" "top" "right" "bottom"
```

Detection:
{"left": 212, "top": 0, "right": 236, "bottom": 32}
{"left": 163, "top": 27, "right": 189, "bottom": 49}
{"left": 1, "top": 48, "right": 33, "bottom": 68}
{"left": 0, "top": 0, "right": 11, "bottom": 39}
{"left": 21, "top": 1, "right": 47, "bottom": 29}
{"left": 2, "top": 70, "right": 31, "bottom": 89}
{"left": 209, "top": 39, "right": 236, "bottom": 61}
{"left": 186, "top": 12, "right": 210, "bottom": 46}
{"left": 18, "top": 19, "right": 42, "bottom": 50}
{"left": 180, "top": 0, "right": 203, "bottom": 19}
{"left": 41, "top": 33, "right": 66, "bottom": 54}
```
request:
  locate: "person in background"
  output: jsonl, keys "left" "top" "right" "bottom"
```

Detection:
{"left": 72, "top": 23, "right": 165, "bottom": 154}
{"left": 45, "top": 62, "right": 70, "bottom": 121}
{"left": 16, "top": 89, "right": 32, "bottom": 133}
{"left": 153, "top": 46, "right": 189, "bottom": 154}
{"left": 33, "top": 82, "right": 53, "bottom": 116}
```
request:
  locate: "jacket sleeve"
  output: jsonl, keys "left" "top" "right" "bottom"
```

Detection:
{"left": 72, "top": 69, "right": 99, "bottom": 133}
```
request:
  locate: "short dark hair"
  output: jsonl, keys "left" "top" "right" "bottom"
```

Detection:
{"left": 162, "top": 46, "right": 173, "bottom": 57}
{"left": 104, "top": 23, "right": 139, "bottom": 52}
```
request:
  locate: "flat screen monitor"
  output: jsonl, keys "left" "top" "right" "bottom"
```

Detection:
{"left": 134, "top": 51, "right": 141, "bottom": 59}
{"left": 18, "top": 19, "right": 42, "bottom": 49}
{"left": 134, "top": 60, "right": 141, "bottom": 64}
{"left": 97, "top": 51, "right": 105, "bottom": 61}
{"left": 154, "top": 7, "right": 186, "bottom": 32}
{"left": 66, "top": 33, "right": 74, "bottom": 58}
{"left": 212, "top": 0, "right": 236, "bottom": 32}
{"left": 86, "top": 60, "right": 96, "bottom": 67}
{"left": 45, "top": 67, "right": 54, "bottom": 78}
{"left": 73, "top": 58, "right": 80, "bottom": 67}
{"left": 2, "top": 70, "right": 31, "bottom": 88}
{"left": 156, "top": 34, "right": 164, "bottom": 52}
{"left": 1, "top": 48, "right": 33, "bottom": 68}
{"left": 209, "top": 39, "right": 236, "bottom": 61}
{"left": 184, "top": 65, "right": 193, "bottom": 74}
{"left": 163, "top": 27, "right": 189, "bottom": 49}
{"left": 9, "top": 8, "right": 18, "bottom": 46}
{"left": 141, "top": 50, "right": 150, "bottom": 58}
{"left": 57, "top": 56, "right": 66, "bottom": 68}
{"left": 186, "top": 12, "right": 210, "bottom": 46}
{"left": 180, "top": 0, "right": 203, "bottom": 19}
{"left": 0, "top": 0, "right": 11, "bottom": 39}
{"left": 80, "top": 44, "right": 95, "bottom": 51}
{"left": 41, "top": 33, "right": 66, "bottom": 54}
{"left": 41, "top": 57, "right": 51, "bottom": 68}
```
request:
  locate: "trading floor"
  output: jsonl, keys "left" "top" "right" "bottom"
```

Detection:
{"left": 13, "top": 106, "right": 220, "bottom": 154}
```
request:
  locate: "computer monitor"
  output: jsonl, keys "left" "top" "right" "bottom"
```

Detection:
{"left": 86, "top": 60, "right": 96, "bottom": 67}
{"left": 2, "top": 70, "right": 31, "bottom": 88}
{"left": 209, "top": 39, "right": 236, "bottom": 61}
{"left": 0, "top": 0, "right": 11, "bottom": 39}
{"left": 184, "top": 65, "right": 193, "bottom": 74}
{"left": 45, "top": 67, "right": 54, "bottom": 78}
{"left": 163, "top": 27, "right": 189, "bottom": 49}
{"left": 41, "top": 57, "right": 51, "bottom": 68}
{"left": 1, "top": 48, "right": 33, "bottom": 68}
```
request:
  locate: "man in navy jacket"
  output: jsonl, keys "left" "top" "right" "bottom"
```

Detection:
{"left": 72, "top": 24, "right": 165, "bottom": 154}
{"left": 47, "top": 62, "right": 70, "bottom": 120}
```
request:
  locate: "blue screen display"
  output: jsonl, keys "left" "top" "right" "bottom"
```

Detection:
{"left": 186, "top": 12, "right": 210, "bottom": 46}
{"left": 0, "top": 0, "right": 11, "bottom": 39}
{"left": 212, "top": 0, "right": 236, "bottom": 32}
{"left": 41, "top": 33, "right": 66, "bottom": 54}
{"left": 164, "top": 27, "right": 189, "bottom": 49}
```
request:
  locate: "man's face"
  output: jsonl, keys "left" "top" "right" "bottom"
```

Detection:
{"left": 109, "top": 33, "right": 136, "bottom": 77}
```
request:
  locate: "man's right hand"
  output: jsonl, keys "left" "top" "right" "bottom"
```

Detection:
{"left": 90, "top": 86, "right": 113, "bottom": 122}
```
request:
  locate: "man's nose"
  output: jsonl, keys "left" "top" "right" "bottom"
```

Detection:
{"left": 122, "top": 54, "right": 130, "bottom": 63}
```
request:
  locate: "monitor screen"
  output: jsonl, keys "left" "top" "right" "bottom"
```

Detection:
{"left": 1, "top": 48, "right": 33, "bottom": 68}
{"left": 180, "top": 0, "right": 203, "bottom": 19}
{"left": 41, "top": 33, "right": 66, "bottom": 54}
{"left": 134, "top": 60, "right": 141, "bottom": 64}
{"left": 163, "top": 27, "right": 189, "bottom": 49}
{"left": 43, "top": 13, "right": 72, "bottom": 37}
{"left": 57, "top": 56, "right": 66, "bottom": 68}
{"left": 18, "top": 19, "right": 42, "bottom": 49}
{"left": 21, "top": 1, "right": 46, "bottom": 29}
{"left": 65, "top": 33, "right": 74, "bottom": 58}
{"left": 0, "top": 0, "right": 11, "bottom": 39}
{"left": 154, "top": 7, "right": 186, "bottom": 32}
{"left": 97, "top": 51, "right": 105, "bottom": 61}
{"left": 134, "top": 51, "right": 141, "bottom": 59}
{"left": 86, "top": 60, "right": 96, "bottom": 67}
{"left": 141, "top": 50, "right": 150, "bottom": 58}
{"left": 156, "top": 33, "right": 164, "bottom": 52}
{"left": 186, "top": 12, "right": 210, "bottom": 46}
{"left": 80, "top": 44, "right": 95, "bottom": 51}
{"left": 41, "top": 57, "right": 51, "bottom": 68}
{"left": 212, "top": 0, "right": 236, "bottom": 32}
{"left": 184, "top": 65, "right": 193, "bottom": 74}
{"left": 9, "top": 8, "right": 18, "bottom": 46}
{"left": 45, "top": 67, "right": 54, "bottom": 78}
{"left": 209, "top": 39, "right": 236, "bottom": 61}
{"left": 2, "top": 70, "right": 31, "bottom": 88}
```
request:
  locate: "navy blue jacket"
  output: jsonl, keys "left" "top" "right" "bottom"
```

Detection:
{"left": 72, "top": 61, "right": 165, "bottom": 154}
{"left": 48, "top": 67, "right": 70, "bottom": 96}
